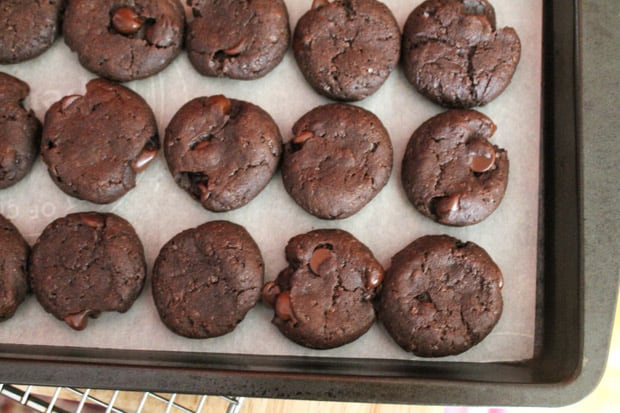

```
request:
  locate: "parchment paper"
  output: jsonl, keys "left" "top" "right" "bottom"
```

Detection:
{"left": 0, "top": 0, "right": 541, "bottom": 362}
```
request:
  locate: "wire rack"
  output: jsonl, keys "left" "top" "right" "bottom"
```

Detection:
{"left": 0, "top": 384, "right": 243, "bottom": 413}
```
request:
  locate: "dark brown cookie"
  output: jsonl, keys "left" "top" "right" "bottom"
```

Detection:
{"left": 401, "top": 109, "right": 508, "bottom": 226}
{"left": 0, "top": 72, "right": 41, "bottom": 189}
{"left": 262, "top": 229, "right": 384, "bottom": 349}
{"left": 63, "top": 0, "right": 185, "bottom": 82}
{"left": 281, "top": 103, "right": 392, "bottom": 219}
{"left": 293, "top": 0, "right": 401, "bottom": 101}
{"left": 0, "top": 214, "right": 30, "bottom": 321}
{"left": 379, "top": 235, "right": 503, "bottom": 357}
{"left": 402, "top": 0, "right": 521, "bottom": 108}
{"left": 41, "top": 78, "right": 159, "bottom": 204}
{"left": 186, "top": 0, "right": 290, "bottom": 80}
{"left": 152, "top": 220, "right": 264, "bottom": 338}
{"left": 164, "top": 95, "right": 282, "bottom": 212}
{"left": 29, "top": 212, "right": 147, "bottom": 330}
{"left": 0, "top": 0, "right": 63, "bottom": 64}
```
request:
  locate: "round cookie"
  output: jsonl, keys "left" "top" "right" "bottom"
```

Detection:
{"left": 164, "top": 95, "right": 282, "bottom": 212}
{"left": 152, "top": 220, "right": 264, "bottom": 338}
{"left": 293, "top": 0, "right": 401, "bottom": 101}
{"left": 186, "top": 0, "right": 290, "bottom": 80}
{"left": 0, "top": 0, "right": 63, "bottom": 64}
{"left": 0, "top": 214, "right": 30, "bottom": 321}
{"left": 379, "top": 235, "right": 503, "bottom": 357}
{"left": 281, "top": 103, "right": 392, "bottom": 219}
{"left": 262, "top": 229, "right": 384, "bottom": 349}
{"left": 63, "top": 0, "right": 185, "bottom": 82}
{"left": 401, "top": 109, "right": 508, "bottom": 226}
{"left": 29, "top": 212, "right": 147, "bottom": 330}
{"left": 402, "top": 0, "right": 521, "bottom": 108}
{"left": 41, "top": 78, "right": 159, "bottom": 204}
{"left": 0, "top": 72, "right": 41, "bottom": 189}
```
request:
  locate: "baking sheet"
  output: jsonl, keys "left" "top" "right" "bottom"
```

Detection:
{"left": 0, "top": 0, "right": 541, "bottom": 363}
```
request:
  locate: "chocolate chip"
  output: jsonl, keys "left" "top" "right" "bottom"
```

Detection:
{"left": 112, "top": 7, "right": 142, "bottom": 36}
{"left": 223, "top": 39, "right": 248, "bottom": 56}
{"left": 292, "top": 130, "right": 314, "bottom": 146}
{"left": 206, "top": 95, "right": 232, "bottom": 116}
{"left": 64, "top": 309, "right": 100, "bottom": 331}
{"left": 275, "top": 290, "right": 296, "bottom": 322}
{"left": 366, "top": 267, "right": 384, "bottom": 290}
{"left": 309, "top": 247, "right": 333, "bottom": 275}
{"left": 261, "top": 281, "right": 281, "bottom": 308}
{"left": 80, "top": 214, "right": 103, "bottom": 228}
{"left": 468, "top": 139, "right": 496, "bottom": 173}
{"left": 434, "top": 193, "right": 461, "bottom": 216}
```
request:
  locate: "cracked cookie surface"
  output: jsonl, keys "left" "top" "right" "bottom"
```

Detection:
{"left": 41, "top": 79, "right": 159, "bottom": 204}
{"left": 29, "top": 212, "right": 147, "bottom": 330}
{"left": 281, "top": 103, "right": 392, "bottom": 219}
{"left": 63, "top": 0, "right": 185, "bottom": 81}
{"left": 186, "top": 0, "right": 290, "bottom": 80}
{"left": 262, "top": 229, "right": 384, "bottom": 349}
{"left": 152, "top": 220, "right": 264, "bottom": 338}
{"left": 0, "top": 214, "right": 29, "bottom": 321}
{"left": 401, "top": 109, "right": 508, "bottom": 226}
{"left": 379, "top": 234, "right": 503, "bottom": 357}
{"left": 164, "top": 95, "right": 282, "bottom": 212}
{"left": 0, "top": 72, "right": 41, "bottom": 190}
{"left": 402, "top": 0, "right": 521, "bottom": 108}
{"left": 0, "top": 0, "right": 63, "bottom": 64}
{"left": 293, "top": 0, "right": 400, "bottom": 101}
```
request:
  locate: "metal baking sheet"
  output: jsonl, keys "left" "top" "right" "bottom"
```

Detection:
{"left": 0, "top": 0, "right": 614, "bottom": 407}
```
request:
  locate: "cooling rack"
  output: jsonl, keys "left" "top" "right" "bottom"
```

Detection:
{"left": 0, "top": 384, "right": 243, "bottom": 413}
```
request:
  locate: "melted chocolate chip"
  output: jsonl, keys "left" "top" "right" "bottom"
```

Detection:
{"left": 261, "top": 281, "right": 281, "bottom": 308}
{"left": 434, "top": 193, "right": 461, "bottom": 216}
{"left": 309, "top": 247, "right": 333, "bottom": 275}
{"left": 64, "top": 309, "right": 100, "bottom": 331}
{"left": 275, "top": 290, "right": 296, "bottom": 322}
{"left": 207, "top": 95, "right": 231, "bottom": 116}
{"left": 468, "top": 139, "right": 496, "bottom": 173}
{"left": 112, "top": 7, "right": 142, "bottom": 36}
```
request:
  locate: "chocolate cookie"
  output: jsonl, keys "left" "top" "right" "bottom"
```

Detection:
{"left": 293, "top": 0, "right": 401, "bottom": 101}
{"left": 0, "top": 215, "right": 30, "bottom": 321}
{"left": 281, "top": 103, "right": 392, "bottom": 219}
{"left": 0, "top": 72, "right": 41, "bottom": 189}
{"left": 164, "top": 95, "right": 282, "bottom": 212}
{"left": 0, "top": 0, "right": 63, "bottom": 64}
{"left": 402, "top": 0, "right": 521, "bottom": 108}
{"left": 63, "top": 0, "right": 185, "bottom": 82}
{"left": 29, "top": 212, "right": 147, "bottom": 330}
{"left": 152, "top": 220, "right": 264, "bottom": 338}
{"left": 41, "top": 78, "right": 159, "bottom": 204}
{"left": 186, "top": 0, "right": 290, "bottom": 80}
{"left": 379, "top": 235, "right": 503, "bottom": 357}
{"left": 401, "top": 109, "right": 508, "bottom": 226}
{"left": 262, "top": 229, "right": 384, "bottom": 349}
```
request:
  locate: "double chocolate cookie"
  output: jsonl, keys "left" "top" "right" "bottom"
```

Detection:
{"left": 164, "top": 95, "right": 282, "bottom": 212}
{"left": 0, "top": 0, "right": 63, "bottom": 64}
{"left": 402, "top": 0, "right": 521, "bottom": 108}
{"left": 0, "top": 215, "right": 30, "bottom": 321}
{"left": 294, "top": 0, "right": 401, "bottom": 101}
{"left": 41, "top": 79, "right": 159, "bottom": 204}
{"left": 401, "top": 109, "right": 508, "bottom": 226}
{"left": 262, "top": 229, "right": 384, "bottom": 349}
{"left": 63, "top": 0, "right": 185, "bottom": 81}
{"left": 281, "top": 103, "right": 392, "bottom": 219}
{"left": 152, "top": 221, "right": 264, "bottom": 338}
{"left": 379, "top": 235, "right": 503, "bottom": 357}
{"left": 29, "top": 212, "right": 147, "bottom": 330}
{"left": 0, "top": 72, "right": 41, "bottom": 189}
{"left": 186, "top": 0, "right": 290, "bottom": 80}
